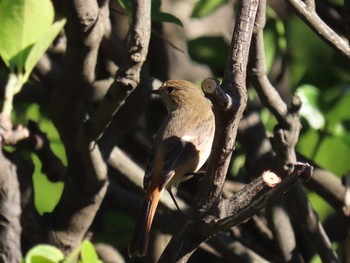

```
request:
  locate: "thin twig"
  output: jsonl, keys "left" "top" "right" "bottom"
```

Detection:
{"left": 286, "top": 0, "right": 350, "bottom": 59}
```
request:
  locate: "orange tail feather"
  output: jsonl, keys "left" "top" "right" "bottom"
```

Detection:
{"left": 128, "top": 188, "right": 162, "bottom": 257}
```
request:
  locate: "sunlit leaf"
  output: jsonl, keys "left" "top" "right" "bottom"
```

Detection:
{"left": 315, "top": 136, "right": 350, "bottom": 176}
{"left": 24, "top": 105, "right": 65, "bottom": 215}
{"left": 24, "top": 19, "right": 65, "bottom": 82}
{"left": 25, "top": 245, "right": 64, "bottom": 263}
{"left": 80, "top": 240, "right": 102, "bottom": 263}
{"left": 260, "top": 108, "right": 278, "bottom": 133}
{"left": 325, "top": 87, "right": 350, "bottom": 130}
{"left": 308, "top": 192, "right": 334, "bottom": 222}
{"left": 33, "top": 154, "right": 64, "bottom": 215}
{"left": 263, "top": 23, "right": 277, "bottom": 73}
{"left": 0, "top": 0, "right": 54, "bottom": 72}
{"left": 297, "top": 128, "right": 319, "bottom": 158}
{"left": 296, "top": 85, "right": 325, "bottom": 130}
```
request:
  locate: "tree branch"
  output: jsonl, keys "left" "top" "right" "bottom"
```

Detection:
{"left": 248, "top": 1, "right": 339, "bottom": 260}
{"left": 215, "top": 163, "right": 312, "bottom": 231}
{"left": 85, "top": 0, "right": 151, "bottom": 141}
{"left": 0, "top": 149, "right": 22, "bottom": 262}
{"left": 291, "top": 185, "right": 339, "bottom": 262}
{"left": 159, "top": 0, "right": 259, "bottom": 261}
{"left": 286, "top": 0, "right": 350, "bottom": 59}
{"left": 47, "top": 0, "right": 112, "bottom": 253}
{"left": 197, "top": 0, "right": 257, "bottom": 220}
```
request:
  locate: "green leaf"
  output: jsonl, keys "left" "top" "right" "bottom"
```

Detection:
{"left": 260, "top": 108, "right": 278, "bottom": 132}
{"left": 116, "top": 0, "right": 132, "bottom": 17}
{"left": 24, "top": 19, "right": 66, "bottom": 82}
{"left": 33, "top": 153, "right": 64, "bottom": 215}
{"left": 20, "top": 104, "right": 65, "bottom": 214}
{"left": 63, "top": 244, "right": 82, "bottom": 263}
{"left": 308, "top": 192, "right": 333, "bottom": 222}
{"left": 325, "top": 87, "right": 350, "bottom": 130}
{"left": 263, "top": 24, "right": 276, "bottom": 73}
{"left": 296, "top": 85, "right": 325, "bottom": 130}
{"left": 297, "top": 128, "right": 319, "bottom": 158}
{"left": 314, "top": 136, "right": 350, "bottom": 176}
{"left": 0, "top": 0, "right": 54, "bottom": 72}
{"left": 192, "top": 0, "right": 228, "bottom": 18}
{"left": 328, "top": 121, "right": 350, "bottom": 151}
{"left": 80, "top": 240, "right": 101, "bottom": 263}
{"left": 287, "top": 17, "right": 336, "bottom": 87}
{"left": 151, "top": 0, "right": 162, "bottom": 11}
{"left": 25, "top": 245, "right": 64, "bottom": 263}
{"left": 322, "top": 87, "right": 350, "bottom": 149}
{"left": 188, "top": 36, "right": 229, "bottom": 73}
{"left": 152, "top": 11, "right": 183, "bottom": 27}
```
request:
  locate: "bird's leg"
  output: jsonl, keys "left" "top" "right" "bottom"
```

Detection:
{"left": 167, "top": 189, "right": 183, "bottom": 215}
{"left": 182, "top": 171, "right": 206, "bottom": 182}
{"left": 167, "top": 171, "right": 207, "bottom": 215}
{"left": 184, "top": 171, "right": 205, "bottom": 178}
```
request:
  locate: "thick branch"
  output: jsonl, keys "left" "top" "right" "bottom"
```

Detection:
{"left": 0, "top": 150, "right": 22, "bottom": 262}
{"left": 198, "top": 0, "right": 257, "bottom": 219}
{"left": 215, "top": 163, "right": 312, "bottom": 231}
{"left": 159, "top": 1, "right": 259, "bottom": 261}
{"left": 48, "top": 0, "right": 112, "bottom": 253}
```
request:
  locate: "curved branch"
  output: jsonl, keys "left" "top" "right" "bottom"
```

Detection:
{"left": 248, "top": 0, "right": 288, "bottom": 124}
{"left": 286, "top": 0, "right": 350, "bottom": 60}
{"left": 85, "top": 0, "right": 151, "bottom": 141}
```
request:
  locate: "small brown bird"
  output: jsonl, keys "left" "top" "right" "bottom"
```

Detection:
{"left": 128, "top": 80, "right": 215, "bottom": 257}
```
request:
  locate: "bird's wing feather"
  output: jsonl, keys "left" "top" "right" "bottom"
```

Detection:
{"left": 143, "top": 118, "right": 214, "bottom": 189}
{"left": 144, "top": 136, "right": 200, "bottom": 189}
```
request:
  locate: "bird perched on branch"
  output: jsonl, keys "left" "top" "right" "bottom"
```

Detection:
{"left": 128, "top": 79, "right": 215, "bottom": 257}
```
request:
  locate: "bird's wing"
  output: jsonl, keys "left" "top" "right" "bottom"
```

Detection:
{"left": 143, "top": 136, "right": 200, "bottom": 190}
{"left": 143, "top": 147, "right": 155, "bottom": 189}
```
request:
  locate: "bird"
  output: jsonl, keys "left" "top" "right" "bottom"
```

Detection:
{"left": 128, "top": 79, "right": 215, "bottom": 257}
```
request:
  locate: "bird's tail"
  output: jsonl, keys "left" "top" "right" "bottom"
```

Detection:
{"left": 128, "top": 187, "right": 163, "bottom": 257}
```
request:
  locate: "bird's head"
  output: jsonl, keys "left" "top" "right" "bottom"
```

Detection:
{"left": 153, "top": 80, "right": 207, "bottom": 112}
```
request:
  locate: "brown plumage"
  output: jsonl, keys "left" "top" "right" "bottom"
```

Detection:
{"left": 128, "top": 80, "right": 215, "bottom": 257}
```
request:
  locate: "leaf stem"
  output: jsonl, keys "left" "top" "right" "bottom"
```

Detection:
{"left": 3, "top": 74, "right": 22, "bottom": 118}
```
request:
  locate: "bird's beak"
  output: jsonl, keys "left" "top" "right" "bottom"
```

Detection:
{"left": 152, "top": 89, "right": 160, "bottom": 95}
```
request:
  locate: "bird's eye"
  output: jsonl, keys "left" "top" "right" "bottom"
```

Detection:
{"left": 166, "top": 87, "right": 175, "bottom": 94}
